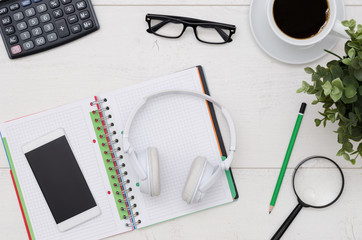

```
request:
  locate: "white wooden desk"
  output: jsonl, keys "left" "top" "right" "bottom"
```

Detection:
{"left": 1, "top": 0, "right": 362, "bottom": 239}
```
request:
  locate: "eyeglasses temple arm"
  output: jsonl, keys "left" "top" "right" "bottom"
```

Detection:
{"left": 214, "top": 27, "right": 230, "bottom": 42}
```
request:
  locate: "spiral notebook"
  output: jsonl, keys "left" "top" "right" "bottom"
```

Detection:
{"left": 0, "top": 66, "right": 238, "bottom": 240}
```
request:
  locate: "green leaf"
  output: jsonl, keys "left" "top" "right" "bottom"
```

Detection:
{"left": 322, "top": 81, "right": 332, "bottom": 95}
{"left": 348, "top": 48, "right": 356, "bottom": 58}
{"left": 342, "top": 20, "right": 349, "bottom": 26}
{"left": 312, "top": 100, "right": 319, "bottom": 105}
{"left": 342, "top": 58, "right": 352, "bottom": 65}
{"left": 330, "top": 65, "right": 343, "bottom": 78}
{"left": 350, "top": 19, "right": 357, "bottom": 29}
{"left": 337, "top": 149, "right": 344, "bottom": 156}
{"left": 355, "top": 107, "right": 362, "bottom": 121}
{"left": 342, "top": 75, "right": 359, "bottom": 89}
{"left": 349, "top": 112, "right": 358, "bottom": 126}
{"left": 315, "top": 119, "right": 322, "bottom": 127}
{"left": 354, "top": 69, "right": 362, "bottom": 81}
{"left": 358, "top": 143, "right": 362, "bottom": 155}
{"left": 345, "top": 84, "right": 357, "bottom": 98}
{"left": 312, "top": 73, "right": 321, "bottom": 81}
{"left": 357, "top": 24, "right": 362, "bottom": 33}
{"left": 343, "top": 142, "right": 354, "bottom": 152}
{"left": 328, "top": 113, "right": 336, "bottom": 123}
{"left": 359, "top": 86, "right": 362, "bottom": 95}
{"left": 330, "top": 78, "right": 344, "bottom": 102}
{"left": 296, "top": 88, "right": 304, "bottom": 93}
{"left": 331, "top": 87, "right": 343, "bottom": 102}
{"left": 342, "top": 94, "right": 358, "bottom": 104}
{"left": 314, "top": 79, "right": 323, "bottom": 90}
{"left": 348, "top": 42, "right": 361, "bottom": 50}
{"left": 323, "top": 102, "right": 333, "bottom": 108}
{"left": 339, "top": 113, "right": 350, "bottom": 123}
{"left": 342, "top": 153, "right": 351, "bottom": 161}
{"left": 304, "top": 67, "right": 315, "bottom": 74}
{"left": 316, "top": 65, "right": 327, "bottom": 76}
{"left": 332, "top": 78, "right": 344, "bottom": 89}
{"left": 351, "top": 58, "right": 361, "bottom": 69}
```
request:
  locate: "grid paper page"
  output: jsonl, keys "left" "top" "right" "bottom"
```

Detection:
{"left": 100, "top": 67, "right": 234, "bottom": 228}
{"left": 1, "top": 100, "right": 125, "bottom": 240}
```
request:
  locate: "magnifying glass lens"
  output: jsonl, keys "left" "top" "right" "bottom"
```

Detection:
{"left": 294, "top": 157, "right": 344, "bottom": 207}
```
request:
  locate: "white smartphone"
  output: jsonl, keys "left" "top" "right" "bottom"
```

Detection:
{"left": 23, "top": 128, "right": 101, "bottom": 232}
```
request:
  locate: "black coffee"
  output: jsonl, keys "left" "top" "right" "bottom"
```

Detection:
{"left": 273, "top": 0, "right": 330, "bottom": 39}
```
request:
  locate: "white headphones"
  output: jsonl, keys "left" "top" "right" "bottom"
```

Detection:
{"left": 122, "top": 90, "right": 236, "bottom": 204}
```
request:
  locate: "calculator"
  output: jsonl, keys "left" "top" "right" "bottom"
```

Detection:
{"left": 0, "top": 0, "right": 99, "bottom": 59}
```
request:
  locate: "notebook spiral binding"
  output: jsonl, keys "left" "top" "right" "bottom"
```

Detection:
{"left": 91, "top": 97, "right": 141, "bottom": 228}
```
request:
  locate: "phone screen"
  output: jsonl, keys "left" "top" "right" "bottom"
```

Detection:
{"left": 25, "top": 135, "right": 97, "bottom": 224}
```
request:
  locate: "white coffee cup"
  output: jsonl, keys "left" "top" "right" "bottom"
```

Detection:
{"left": 267, "top": 0, "right": 349, "bottom": 47}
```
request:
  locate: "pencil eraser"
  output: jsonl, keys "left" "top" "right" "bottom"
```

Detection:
{"left": 299, "top": 102, "right": 307, "bottom": 114}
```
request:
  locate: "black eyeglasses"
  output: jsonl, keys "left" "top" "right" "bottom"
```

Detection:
{"left": 145, "top": 14, "right": 236, "bottom": 44}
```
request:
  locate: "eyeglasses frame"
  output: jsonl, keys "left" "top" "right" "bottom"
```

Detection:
{"left": 145, "top": 14, "right": 236, "bottom": 44}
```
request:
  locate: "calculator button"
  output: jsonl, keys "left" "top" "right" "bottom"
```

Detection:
{"left": 13, "top": 12, "right": 24, "bottom": 21}
{"left": 71, "top": 24, "right": 81, "bottom": 33}
{"left": 10, "top": 4, "right": 20, "bottom": 11}
{"left": 34, "top": 0, "right": 42, "bottom": 2}
{"left": 35, "top": 36, "right": 45, "bottom": 46}
{"left": 9, "top": 35, "right": 18, "bottom": 44}
{"left": 40, "top": 13, "right": 50, "bottom": 22}
{"left": 49, "top": 0, "right": 60, "bottom": 8}
{"left": 25, "top": 8, "right": 35, "bottom": 17}
{"left": 21, "top": 0, "right": 32, "bottom": 7}
{"left": 23, "top": 40, "right": 34, "bottom": 50}
{"left": 32, "top": 27, "right": 42, "bottom": 36}
{"left": 79, "top": 10, "right": 89, "bottom": 20}
{"left": 20, "top": 31, "right": 31, "bottom": 40}
{"left": 68, "top": 15, "right": 78, "bottom": 24}
{"left": 76, "top": 1, "right": 86, "bottom": 10}
{"left": 64, "top": 5, "right": 75, "bottom": 14}
{"left": 11, "top": 45, "right": 22, "bottom": 54}
{"left": 43, "top": 23, "right": 54, "bottom": 32}
{"left": 0, "top": 7, "right": 8, "bottom": 15}
{"left": 53, "top": 9, "right": 63, "bottom": 18}
{"left": 1, "top": 16, "right": 12, "bottom": 26}
{"left": 47, "top": 32, "right": 57, "bottom": 42}
{"left": 4, "top": 26, "right": 15, "bottom": 35}
{"left": 61, "top": 0, "right": 72, "bottom": 4}
{"left": 55, "top": 19, "right": 69, "bottom": 38}
{"left": 28, "top": 17, "right": 39, "bottom": 26}
{"left": 82, "top": 20, "right": 93, "bottom": 30}
{"left": 17, "top": 21, "right": 27, "bottom": 30}
{"left": 36, "top": 4, "right": 47, "bottom": 13}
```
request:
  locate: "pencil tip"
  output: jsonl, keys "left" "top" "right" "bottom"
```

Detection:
{"left": 269, "top": 206, "right": 274, "bottom": 214}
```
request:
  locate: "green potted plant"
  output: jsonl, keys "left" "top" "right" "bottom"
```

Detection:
{"left": 297, "top": 19, "right": 362, "bottom": 164}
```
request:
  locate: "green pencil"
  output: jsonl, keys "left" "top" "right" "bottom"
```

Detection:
{"left": 269, "top": 102, "right": 307, "bottom": 214}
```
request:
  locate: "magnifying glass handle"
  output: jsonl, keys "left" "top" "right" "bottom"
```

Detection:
{"left": 271, "top": 204, "right": 303, "bottom": 240}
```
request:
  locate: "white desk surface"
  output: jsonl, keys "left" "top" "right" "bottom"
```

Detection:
{"left": 1, "top": 0, "right": 362, "bottom": 239}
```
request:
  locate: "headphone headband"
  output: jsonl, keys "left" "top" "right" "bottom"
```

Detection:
{"left": 122, "top": 90, "right": 236, "bottom": 171}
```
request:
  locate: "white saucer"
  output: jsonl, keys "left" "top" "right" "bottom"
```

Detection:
{"left": 249, "top": 0, "right": 345, "bottom": 64}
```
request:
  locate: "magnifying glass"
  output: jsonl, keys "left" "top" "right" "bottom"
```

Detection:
{"left": 271, "top": 156, "right": 344, "bottom": 240}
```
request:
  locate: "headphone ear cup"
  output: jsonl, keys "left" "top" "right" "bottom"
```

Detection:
{"left": 182, "top": 157, "right": 207, "bottom": 204}
{"left": 147, "top": 147, "right": 160, "bottom": 196}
